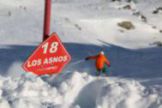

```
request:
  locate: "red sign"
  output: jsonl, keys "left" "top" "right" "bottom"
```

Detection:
{"left": 22, "top": 33, "right": 71, "bottom": 75}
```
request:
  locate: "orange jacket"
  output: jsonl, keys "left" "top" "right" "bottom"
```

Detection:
{"left": 86, "top": 54, "right": 110, "bottom": 70}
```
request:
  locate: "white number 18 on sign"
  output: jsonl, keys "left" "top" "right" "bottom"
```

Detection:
{"left": 42, "top": 42, "right": 59, "bottom": 54}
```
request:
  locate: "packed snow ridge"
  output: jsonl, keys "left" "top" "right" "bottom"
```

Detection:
{"left": 0, "top": 72, "right": 162, "bottom": 108}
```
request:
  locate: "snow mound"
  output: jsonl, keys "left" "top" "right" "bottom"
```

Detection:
{"left": 97, "top": 80, "right": 162, "bottom": 108}
{"left": 0, "top": 72, "right": 162, "bottom": 108}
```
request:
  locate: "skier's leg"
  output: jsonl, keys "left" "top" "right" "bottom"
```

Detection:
{"left": 102, "top": 68, "right": 108, "bottom": 76}
{"left": 96, "top": 69, "right": 101, "bottom": 76}
{"left": 102, "top": 64, "right": 111, "bottom": 76}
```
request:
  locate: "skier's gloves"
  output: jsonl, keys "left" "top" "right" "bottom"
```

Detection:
{"left": 85, "top": 57, "right": 89, "bottom": 61}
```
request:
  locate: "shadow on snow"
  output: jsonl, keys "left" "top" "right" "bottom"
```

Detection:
{"left": 0, "top": 42, "right": 162, "bottom": 80}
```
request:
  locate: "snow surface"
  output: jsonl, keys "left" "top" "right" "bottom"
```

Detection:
{"left": 0, "top": 72, "right": 162, "bottom": 108}
{"left": 0, "top": 0, "right": 162, "bottom": 108}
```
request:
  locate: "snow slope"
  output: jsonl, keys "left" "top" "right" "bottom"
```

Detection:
{"left": 0, "top": 0, "right": 162, "bottom": 108}
{"left": 0, "top": 72, "right": 162, "bottom": 108}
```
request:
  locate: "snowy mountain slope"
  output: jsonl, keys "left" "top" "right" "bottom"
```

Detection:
{"left": 0, "top": 0, "right": 44, "bottom": 45}
{"left": 51, "top": 0, "right": 162, "bottom": 48}
{"left": 0, "top": 0, "right": 162, "bottom": 108}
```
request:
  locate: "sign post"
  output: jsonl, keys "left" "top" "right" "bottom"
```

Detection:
{"left": 43, "top": 0, "right": 52, "bottom": 41}
{"left": 22, "top": 1, "right": 71, "bottom": 75}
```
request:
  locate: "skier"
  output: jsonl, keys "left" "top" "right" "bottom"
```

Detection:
{"left": 85, "top": 51, "right": 111, "bottom": 76}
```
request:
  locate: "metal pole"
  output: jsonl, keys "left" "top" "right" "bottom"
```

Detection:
{"left": 43, "top": 0, "right": 52, "bottom": 41}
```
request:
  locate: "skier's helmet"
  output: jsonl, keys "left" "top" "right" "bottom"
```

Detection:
{"left": 100, "top": 51, "right": 104, "bottom": 55}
